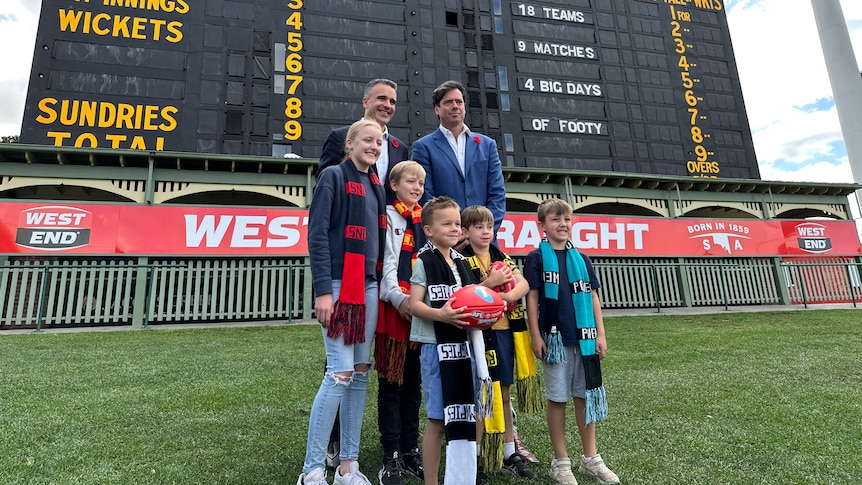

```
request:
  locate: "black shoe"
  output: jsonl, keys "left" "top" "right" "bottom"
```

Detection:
{"left": 326, "top": 441, "right": 340, "bottom": 471}
{"left": 379, "top": 451, "right": 403, "bottom": 485}
{"left": 401, "top": 448, "right": 424, "bottom": 480}
{"left": 476, "top": 466, "right": 489, "bottom": 485}
{"left": 501, "top": 454, "right": 537, "bottom": 480}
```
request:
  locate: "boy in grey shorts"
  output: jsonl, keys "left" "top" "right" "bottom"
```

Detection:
{"left": 524, "top": 198, "right": 620, "bottom": 485}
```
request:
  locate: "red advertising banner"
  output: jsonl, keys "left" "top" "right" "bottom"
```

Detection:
{"left": 0, "top": 202, "right": 859, "bottom": 257}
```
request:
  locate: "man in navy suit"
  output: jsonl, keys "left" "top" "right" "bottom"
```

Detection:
{"left": 316, "top": 78, "right": 413, "bottom": 481}
{"left": 318, "top": 78, "right": 409, "bottom": 202}
{"left": 411, "top": 80, "right": 506, "bottom": 233}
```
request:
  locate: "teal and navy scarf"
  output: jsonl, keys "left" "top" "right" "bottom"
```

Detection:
{"left": 327, "top": 161, "right": 386, "bottom": 345}
{"left": 539, "top": 239, "right": 607, "bottom": 424}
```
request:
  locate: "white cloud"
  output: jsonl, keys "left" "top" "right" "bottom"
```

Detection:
{"left": 727, "top": 0, "right": 862, "bottom": 183}
{"left": 0, "top": 1, "right": 40, "bottom": 137}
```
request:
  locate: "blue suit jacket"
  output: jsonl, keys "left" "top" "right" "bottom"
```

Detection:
{"left": 317, "top": 125, "right": 409, "bottom": 203}
{"left": 412, "top": 128, "right": 507, "bottom": 232}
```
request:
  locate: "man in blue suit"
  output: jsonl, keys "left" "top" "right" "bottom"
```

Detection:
{"left": 317, "top": 78, "right": 409, "bottom": 203}
{"left": 411, "top": 80, "right": 506, "bottom": 233}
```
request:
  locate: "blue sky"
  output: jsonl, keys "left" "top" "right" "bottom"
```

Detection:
{"left": 1, "top": 0, "right": 861, "bottom": 187}
{"left": 725, "top": 0, "right": 862, "bottom": 186}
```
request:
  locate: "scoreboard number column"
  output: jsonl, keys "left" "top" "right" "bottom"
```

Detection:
{"left": 284, "top": 0, "right": 304, "bottom": 142}
{"left": 669, "top": 4, "right": 718, "bottom": 178}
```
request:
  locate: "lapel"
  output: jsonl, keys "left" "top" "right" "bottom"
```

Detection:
{"left": 386, "top": 137, "right": 403, "bottom": 167}
{"left": 433, "top": 130, "right": 464, "bottom": 180}
{"left": 464, "top": 133, "right": 478, "bottom": 178}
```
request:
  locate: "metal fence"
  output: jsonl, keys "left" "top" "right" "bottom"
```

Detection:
{"left": 1, "top": 255, "right": 860, "bottom": 329}
{"left": 0, "top": 258, "right": 312, "bottom": 330}
{"left": 780, "top": 257, "right": 862, "bottom": 307}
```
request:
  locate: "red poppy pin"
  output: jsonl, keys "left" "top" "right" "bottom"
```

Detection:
{"left": 391, "top": 138, "right": 399, "bottom": 148}
{"left": 473, "top": 136, "right": 481, "bottom": 143}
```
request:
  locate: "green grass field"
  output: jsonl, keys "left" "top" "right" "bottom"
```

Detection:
{"left": 1, "top": 310, "right": 860, "bottom": 484}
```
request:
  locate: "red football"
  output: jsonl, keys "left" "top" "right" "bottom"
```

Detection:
{"left": 490, "top": 261, "right": 518, "bottom": 311}
{"left": 449, "top": 284, "right": 505, "bottom": 330}
{"left": 490, "top": 261, "right": 516, "bottom": 293}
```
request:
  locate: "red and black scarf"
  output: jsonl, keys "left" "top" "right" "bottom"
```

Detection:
{"left": 326, "top": 161, "right": 386, "bottom": 345}
{"left": 374, "top": 199, "right": 425, "bottom": 384}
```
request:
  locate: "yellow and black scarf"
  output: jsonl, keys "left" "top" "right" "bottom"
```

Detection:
{"left": 462, "top": 244, "right": 542, "bottom": 470}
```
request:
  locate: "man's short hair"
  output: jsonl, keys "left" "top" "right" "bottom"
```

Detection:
{"left": 422, "top": 196, "right": 461, "bottom": 227}
{"left": 432, "top": 80, "right": 467, "bottom": 107}
{"left": 389, "top": 160, "right": 426, "bottom": 184}
{"left": 460, "top": 205, "right": 494, "bottom": 228}
{"left": 364, "top": 79, "right": 398, "bottom": 98}
{"left": 537, "top": 198, "right": 573, "bottom": 223}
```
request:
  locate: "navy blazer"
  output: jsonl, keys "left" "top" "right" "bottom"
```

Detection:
{"left": 317, "top": 125, "right": 409, "bottom": 203}
{"left": 412, "top": 128, "right": 507, "bottom": 232}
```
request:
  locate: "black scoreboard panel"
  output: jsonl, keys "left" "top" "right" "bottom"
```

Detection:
{"left": 21, "top": 0, "right": 759, "bottom": 179}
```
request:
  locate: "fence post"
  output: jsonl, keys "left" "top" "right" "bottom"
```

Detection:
{"left": 34, "top": 265, "right": 50, "bottom": 332}
{"left": 845, "top": 264, "right": 858, "bottom": 308}
{"left": 650, "top": 264, "right": 661, "bottom": 313}
{"left": 676, "top": 257, "right": 693, "bottom": 307}
{"left": 797, "top": 265, "right": 809, "bottom": 309}
{"left": 287, "top": 264, "right": 293, "bottom": 324}
{"left": 719, "top": 265, "right": 729, "bottom": 311}
{"left": 771, "top": 257, "right": 792, "bottom": 305}
{"left": 303, "top": 256, "right": 313, "bottom": 320}
{"left": 131, "top": 256, "right": 150, "bottom": 328}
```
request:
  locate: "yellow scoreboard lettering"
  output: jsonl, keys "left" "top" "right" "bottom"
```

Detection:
{"left": 284, "top": 1, "right": 304, "bottom": 141}
{"left": 101, "top": 0, "right": 190, "bottom": 14}
{"left": 36, "top": 98, "right": 179, "bottom": 132}
{"left": 58, "top": 9, "right": 183, "bottom": 42}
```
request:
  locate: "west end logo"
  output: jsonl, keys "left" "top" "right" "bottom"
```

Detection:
{"left": 15, "top": 206, "right": 92, "bottom": 251}
{"left": 795, "top": 222, "right": 832, "bottom": 254}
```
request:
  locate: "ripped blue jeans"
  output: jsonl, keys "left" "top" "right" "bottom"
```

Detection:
{"left": 302, "top": 278, "right": 378, "bottom": 474}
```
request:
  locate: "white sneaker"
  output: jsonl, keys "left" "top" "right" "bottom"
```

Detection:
{"left": 550, "top": 457, "right": 578, "bottom": 485}
{"left": 334, "top": 461, "right": 372, "bottom": 485}
{"left": 298, "top": 467, "right": 329, "bottom": 485}
{"left": 579, "top": 455, "right": 620, "bottom": 484}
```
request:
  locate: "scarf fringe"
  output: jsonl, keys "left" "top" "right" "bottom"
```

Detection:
{"left": 475, "top": 377, "right": 494, "bottom": 420}
{"left": 543, "top": 329, "right": 564, "bottom": 364}
{"left": 585, "top": 385, "right": 608, "bottom": 424}
{"left": 328, "top": 301, "right": 366, "bottom": 345}
{"left": 480, "top": 431, "right": 505, "bottom": 472}
{"left": 373, "top": 333, "right": 408, "bottom": 384}
{"left": 516, "top": 375, "right": 544, "bottom": 414}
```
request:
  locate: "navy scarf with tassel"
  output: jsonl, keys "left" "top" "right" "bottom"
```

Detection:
{"left": 417, "top": 242, "right": 479, "bottom": 484}
{"left": 327, "top": 161, "right": 386, "bottom": 344}
{"left": 539, "top": 239, "right": 607, "bottom": 424}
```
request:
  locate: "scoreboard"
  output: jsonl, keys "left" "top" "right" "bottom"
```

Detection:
{"left": 20, "top": 0, "right": 759, "bottom": 179}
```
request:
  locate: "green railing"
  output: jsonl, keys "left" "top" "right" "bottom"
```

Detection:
{"left": 0, "top": 259, "right": 312, "bottom": 330}
{"left": 2, "top": 256, "right": 860, "bottom": 329}
{"left": 780, "top": 261, "right": 862, "bottom": 308}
